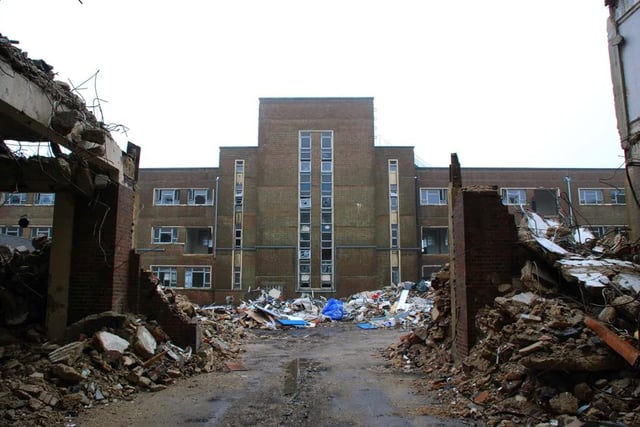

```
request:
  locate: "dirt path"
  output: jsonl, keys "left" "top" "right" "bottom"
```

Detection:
{"left": 74, "top": 323, "right": 473, "bottom": 427}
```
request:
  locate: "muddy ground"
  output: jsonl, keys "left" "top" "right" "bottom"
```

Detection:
{"left": 73, "top": 323, "right": 474, "bottom": 427}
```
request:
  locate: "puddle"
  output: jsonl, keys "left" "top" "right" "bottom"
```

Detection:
{"left": 283, "top": 358, "right": 300, "bottom": 395}
{"left": 282, "top": 358, "right": 314, "bottom": 396}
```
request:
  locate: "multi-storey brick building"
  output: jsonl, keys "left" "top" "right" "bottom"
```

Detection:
{"left": 1, "top": 98, "right": 627, "bottom": 305}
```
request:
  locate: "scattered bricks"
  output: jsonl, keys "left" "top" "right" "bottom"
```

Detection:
{"left": 166, "top": 368, "right": 182, "bottom": 378}
{"left": 472, "top": 390, "right": 490, "bottom": 404}
{"left": 101, "top": 350, "right": 122, "bottom": 366}
{"left": 61, "top": 391, "right": 90, "bottom": 409}
{"left": 149, "top": 384, "right": 167, "bottom": 392}
{"left": 38, "top": 391, "right": 59, "bottom": 408}
{"left": 28, "top": 397, "right": 45, "bottom": 411}
{"left": 121, "top": 355, "right": 137, "bottom": 368}
{"left": 412, "top": 326, "right": 429, "bottom": 342}
{"left": 126, "top": 371, "right": 152, "bottom": 388}
{"left": 18, "top": 383, "right": 43, "bottom": 396}
{"left": 549, "top": 392, "right": 578, "bottom": 415}
{"left": 50, "top": 364, "right": 85, "bottom": 383}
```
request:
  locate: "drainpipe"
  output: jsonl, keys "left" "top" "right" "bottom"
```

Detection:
{"left": 414, "top": 176, "right": 422, "bottom": 280}
{"left": 213, "top": 176, "right": 220, "bottom": 258}
{"left": 564, "top": 176, "right": 574, "bottom": 227}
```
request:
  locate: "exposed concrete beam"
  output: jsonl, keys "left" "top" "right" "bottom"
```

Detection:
{"left": 0, "top": 56, "right": 126, "bottom": 184}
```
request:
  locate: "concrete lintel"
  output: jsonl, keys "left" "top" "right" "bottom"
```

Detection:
{"left": 0, "top": 57, "right": 125, "bottom": 184}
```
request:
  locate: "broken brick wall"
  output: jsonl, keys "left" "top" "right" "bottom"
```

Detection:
{"left": 451, "top": 187, "right": 517, "bottom": 361}
{"left": 137, "top": 271, "right": 201, "bottom": 350}
{"left": 68, "top": 184, "right": 135, "bottom": 323}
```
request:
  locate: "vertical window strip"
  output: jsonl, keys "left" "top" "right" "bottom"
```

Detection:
{"left": 232, "top": 160, "right": 244, "bottom": 290}
{"left": 320, "top": 131, "right": 333, "bottom": 289}
{"left": 388, "top": 159, "right": 401, "bottom": 285}
{"left": 298, "top": 132, "right": 312, "bottom": 289}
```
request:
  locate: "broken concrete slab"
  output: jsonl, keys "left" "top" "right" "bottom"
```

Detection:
{"left": 95, "top": 331, "right": 130, "bottom": 354}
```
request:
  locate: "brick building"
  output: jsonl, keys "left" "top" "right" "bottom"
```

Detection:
{"left": 1, "top": 98, "right": 628, "bottom": 305}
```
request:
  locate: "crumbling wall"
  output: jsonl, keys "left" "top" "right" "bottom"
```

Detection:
{"left": 450, "top": 186, "right": 517, "bottom": 361}
{"left": 137, "top": 272, "right": 201, "bottom": 350}
{"left": 68, "top": 185, "right": 136, "bottom": 323}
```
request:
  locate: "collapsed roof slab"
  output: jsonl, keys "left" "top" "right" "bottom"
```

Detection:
{"left": 0, "top": 56, "right": 128, "bottom": 184}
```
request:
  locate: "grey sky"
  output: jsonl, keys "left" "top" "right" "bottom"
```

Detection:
{"left": 0, "top": 0, "right": 622, "bottom": 169}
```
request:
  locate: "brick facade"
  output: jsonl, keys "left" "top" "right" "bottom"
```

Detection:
{"left": 67, "top": 184, "right": 136, "bottom": 323}
{"left": 450, "top": 186, "right": 518, "bottom": 360}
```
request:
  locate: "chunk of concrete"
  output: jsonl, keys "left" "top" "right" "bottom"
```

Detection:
{"left": 132, "top": 326, "right": 157, "bottom": 359}
{"left": 95, "top": 331, "right": 129, "bottom": 354}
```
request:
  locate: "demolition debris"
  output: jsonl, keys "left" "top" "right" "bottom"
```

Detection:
{"left": 383, "top": 211, "right": 640, "bottom": 426}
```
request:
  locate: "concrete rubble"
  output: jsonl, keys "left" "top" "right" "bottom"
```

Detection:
{"left": 383, "top": 211, "right": 640, "bottom": 426}
{"left": 4, "top": 208, "right": 640, "bottom": 426}
{"left": 228, "top": 282, "right": 434, "bottom": 330}
{"left": 0, "top": 242, "right": 249, "bottom": 427}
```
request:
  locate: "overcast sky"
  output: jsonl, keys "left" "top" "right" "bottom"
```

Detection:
{"left": 0, "top": 1, "right": 622, "bottom": 169}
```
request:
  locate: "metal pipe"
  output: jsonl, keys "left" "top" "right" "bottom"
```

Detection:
{"left": 414, "top": 175, "right": 422, "bottom": 280}
{"left": 213, "top": 176, "right": 220, "bottom": 258}
{"left": 564, "top": 175, "right": 574, "bottom": 227}
{"left": 585, "top": 317, "right": 640, "bottom": 368}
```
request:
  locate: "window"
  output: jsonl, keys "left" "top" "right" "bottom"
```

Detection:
{"left": 611, "top": 189, "right": 626, "bottom": 205}
{"left": 389, "top": 184, "right": 398, "bottom": 196}
{"left": 34, "top": 193, "right": 55, "bottom": 205}
{"left": 420, "top": 188, "right": 447, "bottom": 205}
{"left": 188, "top": 189, "right": 212, "bottom": 205}
{"left": 390, "top": 196, "right": 398, "bottom": 211}
{"left": 154, "top": 189, "right": 180, "bottom": 205}
{"left": 185, "top": 228, "right": 212, "bottom": 254}
{"left": 391, "top": 224, "right": 399, "bottom": 248}
{"left": 501, "top": 189, "right": 526, "bottom": 205}
{"left": 4, "top": 193, "right": 27, "bottom": 205}
{"left": 185, "top": 267, "right": 211, "bottom": 288}
{"left": 152, "top": 266, "right": 177, "bottom": 287}
{"left": 153, "top": 227, "right": 179, "bottom": 243}
{"left": 587, "top": 226, "right": 606, "bottom": 238}
{"left": 0, "top": 226, "right": 21, "bottom": 237}
{"left": 422, "top": 227, "right": 449, "bottom": 254}
{"left": 391, "top": 267, "right": 400, "bottom": 285}
{"left": 30, "top": 227, "right": 52, "bottom": 238}
{"left": 321, "top": 132, "right": 332, "bottom": 149}
{"left": 233, "top": 267, "right": 241, "bottom": 288}
{"left": 389, "top": 160, "right": 398, "bottom": 173}
{"left": 300, "top": 132, "right": 311, "bottom": 149}
{"left": 579, "top": 189, "right": 604, "bottom": 205}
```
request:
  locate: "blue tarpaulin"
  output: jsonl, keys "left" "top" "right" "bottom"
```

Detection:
{"left": 321, "top": 298, "right": 344, "bottom": 320}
